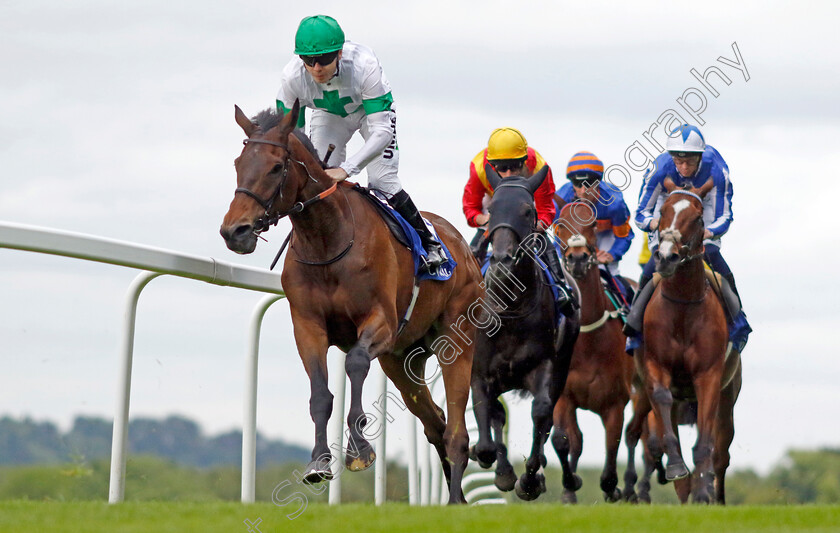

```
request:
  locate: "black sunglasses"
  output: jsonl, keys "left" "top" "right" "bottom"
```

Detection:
{"left": 491, "top": 161, "right": 524, "bottom": 173}
{"left": 570, "top": 177, "right": 599, "bottom": 188}
{"left": 299, "top": 51, "right": 340, "bottom": 67}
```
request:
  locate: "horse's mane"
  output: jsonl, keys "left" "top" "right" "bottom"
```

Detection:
{"left": 250, "top": 108, "right": 322, "bottom": 165}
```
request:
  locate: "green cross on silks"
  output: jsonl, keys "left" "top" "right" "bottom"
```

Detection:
{"left": 313, "top": 90, "right": 354, "bottom": 117}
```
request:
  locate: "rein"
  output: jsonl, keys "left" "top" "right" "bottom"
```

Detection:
{"left": 291, "top": 185, "right": 356, "bottom": 266}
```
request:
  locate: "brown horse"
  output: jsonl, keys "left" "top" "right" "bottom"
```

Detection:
{"left": 551, "top": 201, "right": 635, "bottom": 503}
{"left": 631, "top": 178, "right": 742, "bottom": 504}
{"left": 220, "top": 103, "right": 483, "bottom": 503}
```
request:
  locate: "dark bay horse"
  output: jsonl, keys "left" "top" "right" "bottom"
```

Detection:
{"left": 551, "top": 201, "right": 635, "bottom": 503}
{"left": 470, "top": 164, "right": 579, "bottom": 501}
{"left": 630, "top": 178, "right": 742, "bottom": 504}
{"left": 220, "top": 103, "right": 484, "bottom": 503}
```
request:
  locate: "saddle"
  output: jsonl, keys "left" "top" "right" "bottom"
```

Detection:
{"left": 352, "top": 184, "right": 411, "bottom": 248}
{"left": 351, "top": 184, "right": 456, "bottom": 282}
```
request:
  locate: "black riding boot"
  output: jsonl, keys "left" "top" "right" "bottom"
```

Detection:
{"left": 470, "top": 228, "right": 489, "bottom": 264}
{"left": 388, "top": 190, "right": 446, "bottom": 268}
{"left": 622, "top": 274, "right": 653, "bottom": 337}
{"left": 540, "top": 244, "right": 578, "bottom": 318}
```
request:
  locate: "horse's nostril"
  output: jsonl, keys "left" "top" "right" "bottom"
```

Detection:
{"left": 232, "top": 224, "right": 253, "bottom": 240}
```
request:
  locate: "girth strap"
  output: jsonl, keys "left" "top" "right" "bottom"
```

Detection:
{"left": 397, "top": 278, "right": 421, "bottom": 337}
{"left": 580, "top": 309, "right": 622, "bottom": 333}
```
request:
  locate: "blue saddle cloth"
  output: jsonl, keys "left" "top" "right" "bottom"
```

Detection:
{"left": 364, "top": 188, "right": 456, "bottom": 282}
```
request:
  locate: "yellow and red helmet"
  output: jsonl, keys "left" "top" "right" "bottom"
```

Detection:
{"left": 487, "top": 127, "right": 528, "bottom": 161}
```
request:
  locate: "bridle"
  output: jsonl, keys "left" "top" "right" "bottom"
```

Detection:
{"left": 234, "top": 137, "right": 335, "bottom": 233}
{"left": 657, "top": 190, "right": 706, "bottom": 267}
{"left": 562, "top": 233, "right": 599, "bottom": 277}
{"left": 657, "top": 190, "right": 708, "bottom": 304}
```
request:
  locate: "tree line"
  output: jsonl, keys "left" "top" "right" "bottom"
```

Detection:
{"left": 0, "top": 415, "right": 309, "bottom": 467}
{"left": 1, "top": 415, "right": 838, "bottom": 504}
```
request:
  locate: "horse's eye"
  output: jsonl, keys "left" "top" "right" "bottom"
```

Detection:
{"left": 270, "top": 163, "right": 284, "bottom": 174}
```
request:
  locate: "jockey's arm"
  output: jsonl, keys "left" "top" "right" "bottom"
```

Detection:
{"left": 634, "top": 172, "right": 662, "bottom": 232}
{"left": 338, "top": 109, "right": 392, "bottom": 177}
{"left": 463, "top": 166, "right": 488, "bottom": 227}
{"left": 606, "top": 196, "right": 634, "bottom": 261}
{"left": 533, "top": 167, "right": 557, "bottom": 228}
{"left": 704, "top": 168, "right": 734, "bottom": 239}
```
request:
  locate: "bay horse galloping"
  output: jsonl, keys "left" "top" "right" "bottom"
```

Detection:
{"left": 470, "top": 164, "right": 579, "bottom": 501}
{"left": 551, "top": 201, "right": 635, "bottom": 503}
{"left": 220, "top": 103, "right": 483, "bottom": 503}
{"left": 634, "top": 178, "right": 742, "bottom": 504}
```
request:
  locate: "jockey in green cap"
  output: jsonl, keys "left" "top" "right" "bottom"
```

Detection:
{"left": 277, "top": 15, "right": 446, "bottom": 268}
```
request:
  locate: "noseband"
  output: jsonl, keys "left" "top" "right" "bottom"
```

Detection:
{"left": 235, "top": 138, "right": 327, "bottom": 233}
{"left": 562, "top": 233, "right": 598, "bottom": 275}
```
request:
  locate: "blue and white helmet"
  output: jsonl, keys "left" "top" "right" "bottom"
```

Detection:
{"left": 666, "top": 124, "right": 706, "bottom": 157}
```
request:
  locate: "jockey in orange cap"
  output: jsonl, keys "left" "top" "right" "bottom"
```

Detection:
{"left": 462, "top": 128, "right": 576, "bottom": 317}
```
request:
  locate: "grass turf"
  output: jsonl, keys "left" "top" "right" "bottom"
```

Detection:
{"left": 1, "top": 502, "right": 839, "bottom": 533}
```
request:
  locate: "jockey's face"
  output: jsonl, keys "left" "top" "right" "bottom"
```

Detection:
{"left": 672, "top": 154, "right": 701, "bottom": 179}
{"left": 491, "top": 160, "right": 525, "bottom": 178}
{"left": 303, "top": 51, "right": 342, "bottom": 84}
{"left": 571, "top": 178, "right": 600, "bottom": 203}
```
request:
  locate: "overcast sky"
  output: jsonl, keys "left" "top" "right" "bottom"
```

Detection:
{"left": 2, "top": 0, "right": 839, "bottom": 481}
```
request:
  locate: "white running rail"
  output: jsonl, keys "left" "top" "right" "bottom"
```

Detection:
{"left": 0, "top": 220, "right": 286, "bottom": 503}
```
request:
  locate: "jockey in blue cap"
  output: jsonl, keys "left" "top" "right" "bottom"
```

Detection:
{"left": 623, "top": 124, "right": 751, "bottom": 353}
{"left": 555, "top": 151, "right": 635, "bottom": 306}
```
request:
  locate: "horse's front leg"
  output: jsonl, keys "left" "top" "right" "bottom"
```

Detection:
{"left": 644, "top": 358, "right": 690, "bottom": 482}
{"left": 490, "top": 397, "right": 517, "bottom": 491}
{"left": 469, "top": 377, "right": 497, "bottom": 470}
{"left": 551, "top": 396, "right": 583, "bottom": 503}
{"left": 343, "top": 313, "right": 395, "bottom": 472}
{"left": 515, "top": 365, "right": 553, "bottom": 501}
{"left": 292, "top": 318, "right": 335, "bottom": 484}
{"left": 600, "top": 403, "right": 626, "bottom": 502}
{"left": 622, "top": 382, "right": 651, "bottom": 503}
{"left": 690, "top": 369, "right": 723, "bottom": 504}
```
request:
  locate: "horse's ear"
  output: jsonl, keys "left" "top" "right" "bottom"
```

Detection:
{"left": 484, "top": 162, "right": 502, "bottom": 190}
{"left": 663, "top": 176, "right": 677, "bottom": 193}
{"left": 526, "top": 165, "right": 549, "bottom": 194}
{"left": 693, "top": 178, "right": 715, "bottom": 198}
{"left": 279, "top": 99, "right": 301, "bottom": 133}
{"left": 235, "top": 105, "right": 257, "bottom": 137}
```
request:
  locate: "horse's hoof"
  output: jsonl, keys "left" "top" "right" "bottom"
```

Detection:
{"left": 346, "top": 444, "right": 376, "bottom": 472}
{"left": 692, "top": 490, "right": 712, "bottom": 504}
{"left": 514, "top": 473, "right": 545, "bottom": 501}
{"left": 563, "top": 473, "right": 583, "bottom": 492}
{"left": 561, "top": 490, "right": 578, "bottom": 504}
{"left": 494, "top": 468, "right": 517, "bottom": 492}
{"left": 656, "top": 465, "right": 668, "bottom": 485}
{"left": 473, "top": 444, "right": 496, "bottom": 469}
{"left": 639, "top": 492, "right": 652, "bottom": 504}
{"left": 468, "top": 445, "right": 477, "bottom": 462}
{"left": 301, "top": 457, "right": 335, "bottom": 485}
{"left": 623, "top": 489, "right": 639, "bottom": 504}
{"left": 665, "top": 461, "right": 690, "bottom": 481}
{"left": 604, "top": 488, "right": 622, "bottom": 503}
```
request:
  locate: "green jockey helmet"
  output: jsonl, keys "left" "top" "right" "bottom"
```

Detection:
{"left": 294, "top": 15, "right": 345, "bottom": 55}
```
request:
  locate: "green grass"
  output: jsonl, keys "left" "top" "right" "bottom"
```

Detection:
{"left": 1, "top": 502, "right": 838, "bottom": 533}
